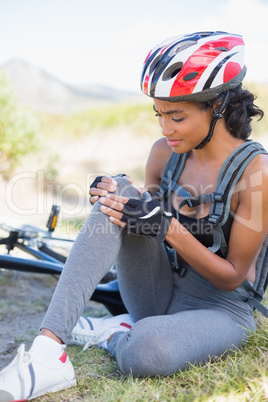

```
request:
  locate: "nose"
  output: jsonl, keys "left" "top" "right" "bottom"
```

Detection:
{"left": 160, "top": 117, "right": 175, "bottom": 136}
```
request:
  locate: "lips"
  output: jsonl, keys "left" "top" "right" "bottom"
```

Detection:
{"left": 166, "top": 138, "right": 182, "bottom": 147}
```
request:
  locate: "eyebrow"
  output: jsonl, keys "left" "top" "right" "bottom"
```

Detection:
{"left": 153, "top": 105, "right": 184, "bottom": 115}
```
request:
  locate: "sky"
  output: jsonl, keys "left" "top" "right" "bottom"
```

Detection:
{"left": 0, "top": 0, "right": 267, "bottom": 92}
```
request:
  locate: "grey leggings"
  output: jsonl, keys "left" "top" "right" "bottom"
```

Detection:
{"left": 41, "top": 177, "right": 256, "bottom": 377}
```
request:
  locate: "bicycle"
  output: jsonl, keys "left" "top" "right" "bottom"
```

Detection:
{"left": 0, "top": 205, "right": 126, "bottom": 316}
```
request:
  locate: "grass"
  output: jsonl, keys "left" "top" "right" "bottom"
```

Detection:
{"left": 35, "top": 82, "right": 268, "bottom": 141}
{"left": 0, "top": 270, "right": 58, "bottom": 321}
{"left": 67, "top": 102, "right": 159, "bottom": 138}
{"left": 34, "top": 310, "right": 268, "bottom": 402}
{"left": 2, "top": 82, "right": 268, "bottom": 400}
{"left": 36, "top": 102, "right": 161, "bottom": 141}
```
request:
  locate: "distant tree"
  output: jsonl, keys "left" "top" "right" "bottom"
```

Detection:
{"left": 246, "top": 82, "right": 268, "bottom": 137}
{"left": 0, "top": 71, "right": 40, "bottom": 179}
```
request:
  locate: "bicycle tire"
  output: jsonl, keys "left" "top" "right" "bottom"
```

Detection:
{"left": 38, "top": 243, "right": 67, "bottom": 263}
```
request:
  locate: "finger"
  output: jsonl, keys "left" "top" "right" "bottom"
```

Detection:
{"left": 90, "top": 195, "right": 99, "bottom": 204}
{"left": 125, "top": 175, "right": 133, "bottom": 184}
{"left": 90, "top": 187, "right": 108, "bottom": 196}
{"left": 100, "top": 205, "right": 124, "bottom": 221}
{"left": 135, "top": 187, "right": 148, "bottom": 195}
{"left": 101, "top": 176, "right": 118, "bottom": 185}
{"left": 109, "top": 216, "right": 126, "bottom": 228}
{"left": 100, "top": 177, "right": 118, "bottom": 190}
{"left": 105, "top": 193, "right": 130, "bottom": 204}
{"left": 99, "top": 196, "right": 125, "bottom": 212}
{"left": 97, "top": 182, "right": 117, "bottom": 192}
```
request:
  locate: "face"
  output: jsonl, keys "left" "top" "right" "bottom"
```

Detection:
{"left": 153, "top": 99, "right": 213, "bottom": 153}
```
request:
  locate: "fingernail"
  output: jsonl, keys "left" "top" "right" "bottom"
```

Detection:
{"left": 100, "top": 205, "right": 106, "bottom": 212}
{"left": 110, "top": 186, "right": 116, "bottom": 191}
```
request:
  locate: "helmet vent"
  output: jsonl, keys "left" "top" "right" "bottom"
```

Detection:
{"left": 197, "top": 31, "right": 214, "bottom": 37}
{"left": 149, "top": 55, "right": 162, "bottom": 75}
{"left": 162, "top": 62, "right": 183, "bottom": 81}
{"left": 168, "top": 40, "right": 197, "bottom": 57}
{"left": 183, "top": 72, "right": 199, "bottom": 81}
{"left": 216, "top": 46, "right": 229, "bottom": 52}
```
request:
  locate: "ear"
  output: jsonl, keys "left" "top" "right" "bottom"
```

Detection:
{"left": 213, "top": 97, "right": 224, "bottom": 112}
{"left": 212, "top": 93, "right": 230, "bottom": 119}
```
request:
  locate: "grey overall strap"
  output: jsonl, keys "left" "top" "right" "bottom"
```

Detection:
{"left": 162, "top": 141, "right": 268, "bottom": 316}
{"left": 159, "top": 141, "right": 267, "bottom": 257}
{"left": 157, "top": 152, "right": 189, "bottom": 201}
{"left": 179, "top": 263, "right": 268, "bottom": 317}
{"left": 254, "top": 234, "right": 268, "bottom": 296}
{"left": 208, "top": 141, "right": 267, "bottom": 255}
{"left": 209, "top": 141, "right": 267, "bottom": 227}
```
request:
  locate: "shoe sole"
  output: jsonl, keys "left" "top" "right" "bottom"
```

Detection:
{"left": 29, "top": 378, "right": 77, "bottom": 400}
{"left": 70, "top": 334, "right": 100, "bottom": 346}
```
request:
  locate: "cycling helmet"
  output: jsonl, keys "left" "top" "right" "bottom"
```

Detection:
{"left": 141, "top": 31, "right": 246, "bottom": 102}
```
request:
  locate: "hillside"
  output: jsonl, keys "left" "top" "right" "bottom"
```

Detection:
{"left": 0, "top": 66, "right": 267, "bottom": 230}
{"left": 0, "top": 59, "right": 141, "bottom": 114}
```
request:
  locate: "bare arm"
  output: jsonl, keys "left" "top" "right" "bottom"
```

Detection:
{"left": 98, "top": 141, "right": 268, "bottom": 293}
{"left": 166, "top": 154, "right": 268, "bottom": 291}
{"left": 144, "top": 137, "right": 172, "bottom": 192}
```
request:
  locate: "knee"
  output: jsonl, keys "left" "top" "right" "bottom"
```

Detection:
{"left": 115, "top": 321, "right": 177, "bottom": 377}
{"left": 90, "top": 176, "right": 137, "bottom": 213}
{"left": 113, "top": 176, "right": 139, "bottom": 199}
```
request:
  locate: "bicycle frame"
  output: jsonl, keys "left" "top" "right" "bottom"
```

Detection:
{"left": 0, "top": 206, "right": 126, "bottom": 315}
{"left": 0, "top": 222, "right": 70, "bottom": 274}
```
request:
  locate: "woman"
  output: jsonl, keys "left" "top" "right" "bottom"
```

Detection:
{"left": 0, "top": 31, "right": 267, "bottom": 401}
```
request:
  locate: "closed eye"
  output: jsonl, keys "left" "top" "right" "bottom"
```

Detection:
{"left": 154, "top": 106, "right": 185, "bottom": 122}
{"left": 155, "top": 113, "right": 185, "bottom": 123}
{"left": 172, "top": 117, "right": 185, "bottom": 123}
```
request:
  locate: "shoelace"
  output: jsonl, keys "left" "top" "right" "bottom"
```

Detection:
{"left": 83, "top": 341, "right": 92, "bottom": 351}
{"left": 73, "top": 321, "right": 108, "bottom": 351}
{"left": 73, "top": 332, "right": 97, "bottom": 351}
{"left": 82, "top": 331, "right": 109, "bottom": 351}
{"left": 15, "top": 344, "right": 31, "bottom": 381}
{"left": 1, "top": 344, "right": 31, "bottom": 399}
{"left": 18, "top": 344, "right": 26, "bottom": 381}
{"left": 73, "top": 332, "right": 94, "bottom": 343}
{"left": 1, "top": 344, "right": 26, "bottom": 380}
{"left": 82, "top": 328, "right": 117, "bottom": 351}
{"left": 72, "top": 322, "right": 96, "bottom": 344}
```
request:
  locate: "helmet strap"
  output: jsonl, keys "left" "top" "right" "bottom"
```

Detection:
{"left": 195, "top": 91, "right": 230, "bottom": 150}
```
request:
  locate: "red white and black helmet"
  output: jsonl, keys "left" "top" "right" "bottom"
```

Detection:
{"left": 141, "top": 31, "right": 246, "bottom": 102}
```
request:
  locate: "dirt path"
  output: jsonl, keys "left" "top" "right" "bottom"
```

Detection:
{"left": 0, "top": 270, "right": 57, "bottom": 369}
{"left": 0, "top": 270, "right": 106, "bottom": 370}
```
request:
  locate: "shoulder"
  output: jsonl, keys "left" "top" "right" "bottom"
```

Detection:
{"left": 241, "top": 151, "right": 268, "bottom": 186}
{"left": 147, "top": 138, "right": 173, "bottom": 171}
{"left": 145, "top": 138, "right": 173, "bottom": 190}
{"left": 236, "top": 151, "right": 268, "bottom": 213}
{"left": 149, "top": 137, "right": 173, "bottom": 159}
{"left": 226, "top": 148, "right": 268, "bottom": 278}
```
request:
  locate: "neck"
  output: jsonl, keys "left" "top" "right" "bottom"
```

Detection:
{"left": 191, "top": 126, "right": 245, "bottom": 166}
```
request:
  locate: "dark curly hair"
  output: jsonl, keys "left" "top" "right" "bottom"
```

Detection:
{"left": 212, "top": 85, "right": 264, "bottom": 140}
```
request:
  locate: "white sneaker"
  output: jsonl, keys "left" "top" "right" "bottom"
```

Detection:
{"left": 0, "top": 344, "right": 76, "bottom": 401}
{"left": 70, "top": 313, "right": 134, "bottom": 350}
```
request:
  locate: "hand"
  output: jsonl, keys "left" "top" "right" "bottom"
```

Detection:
{"left": 99, "top": 191, "right": 173, "bottom": 242}
{"left": 89, "top": 174, "right": 132, "bottom": 205}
